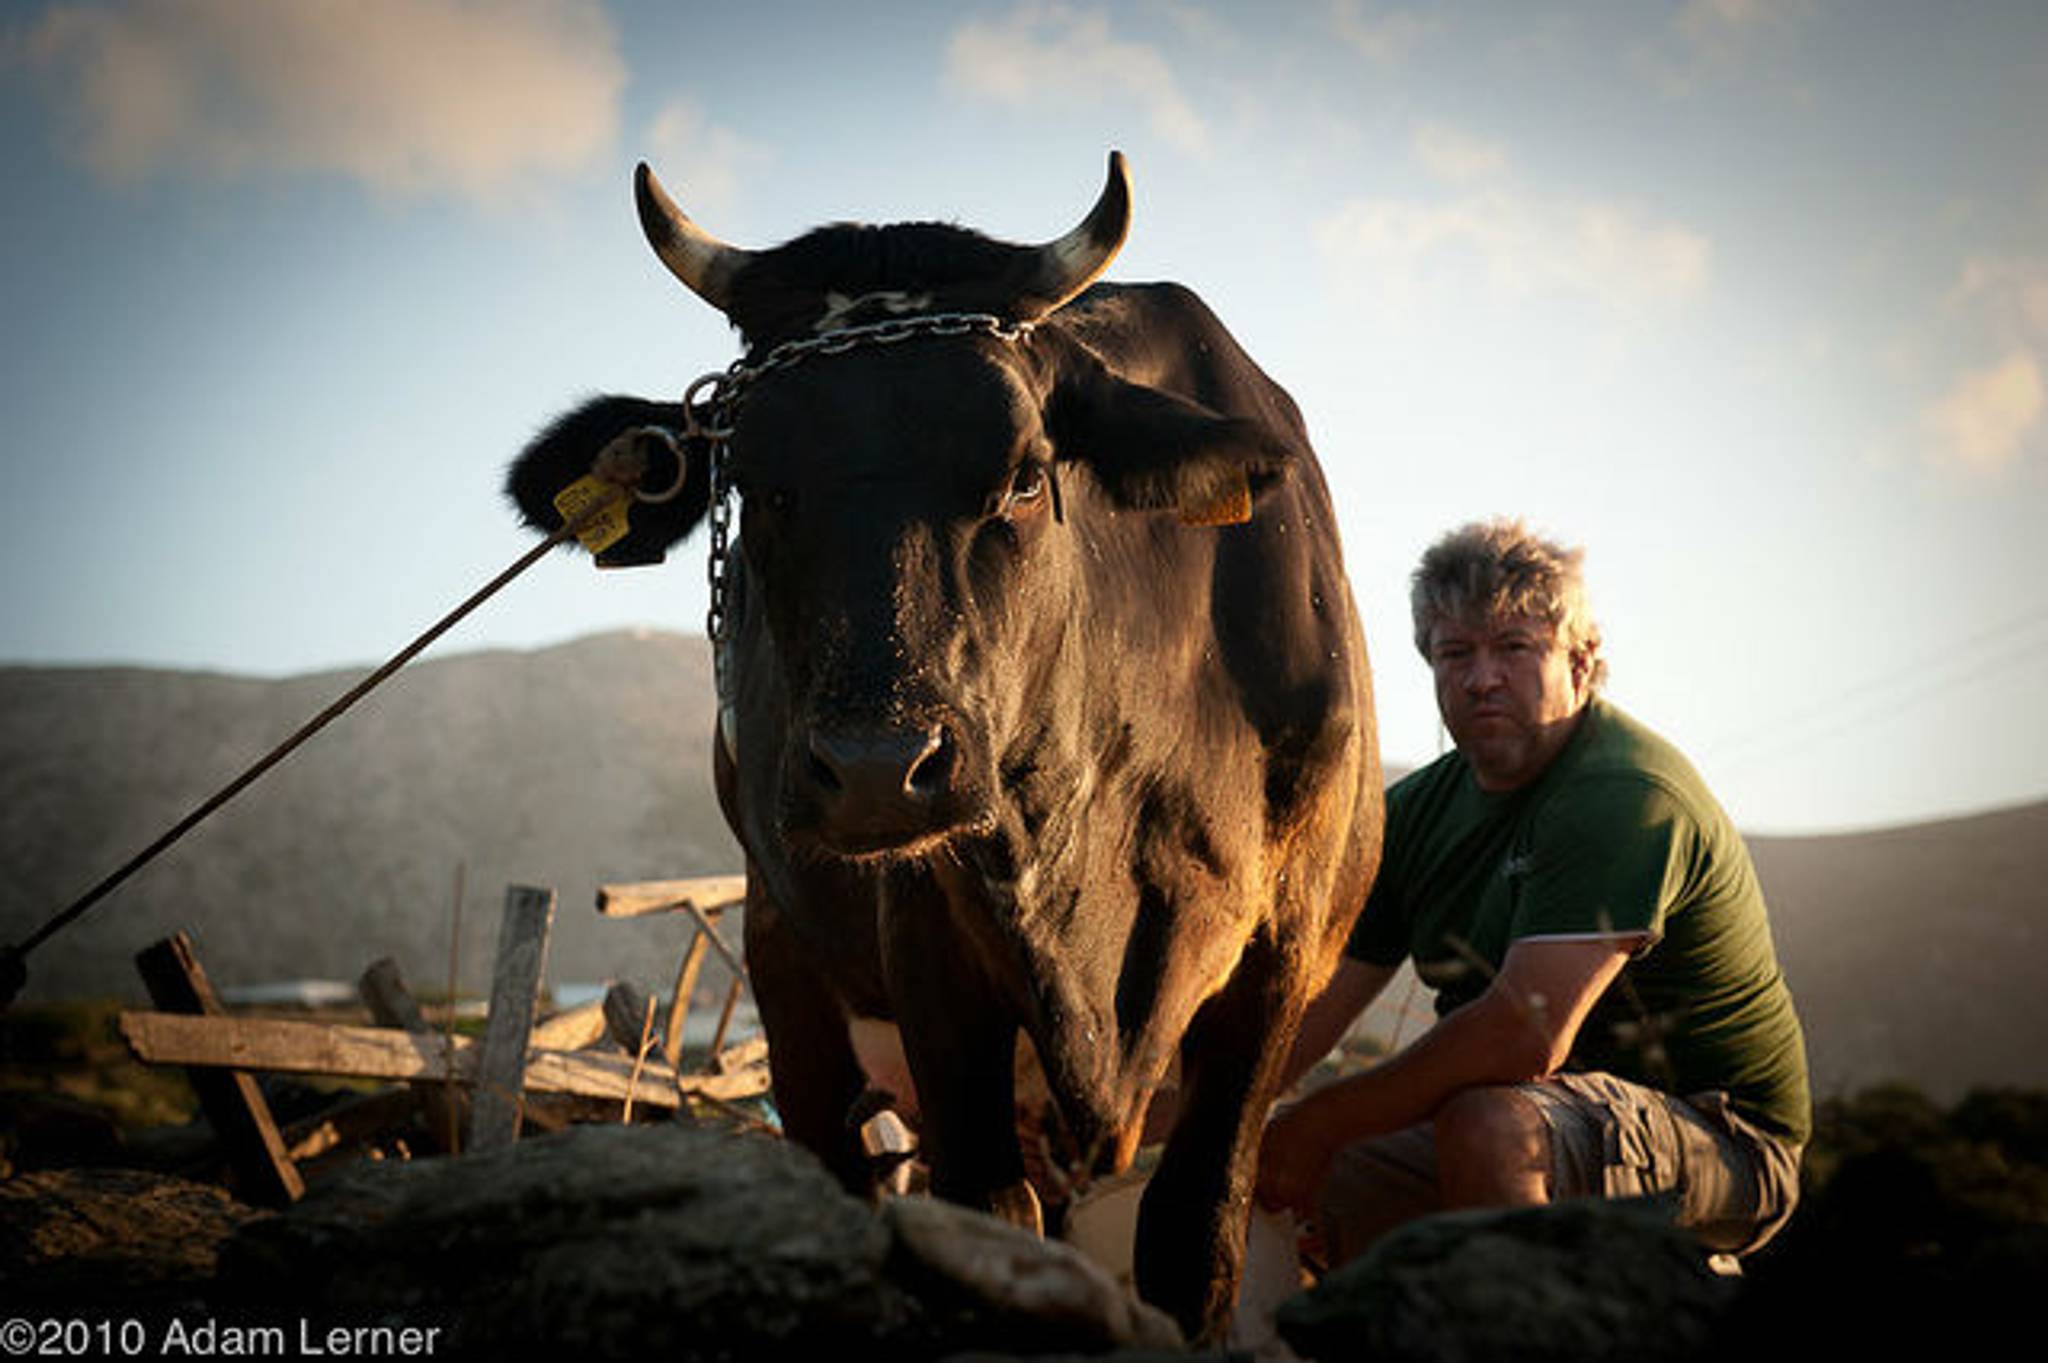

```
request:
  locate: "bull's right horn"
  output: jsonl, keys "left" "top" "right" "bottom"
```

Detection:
{"left": 634, "top": 161, "right": 755, "bottom": 315}
{"left": 1014, "top": 150, "right": 1132, "bottom": 321}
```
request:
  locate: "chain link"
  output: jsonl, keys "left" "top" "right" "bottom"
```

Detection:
{"left": 691, "top": 312, "right": 1035, "bottom": 674}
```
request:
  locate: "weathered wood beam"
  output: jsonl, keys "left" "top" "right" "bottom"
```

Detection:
{"left": 469, "top": 885, "right": 556, "bottom": 1153}
{"left": 595, "top": 875, "right": 746, "bottom": 920}
{"left": 280, "top": 1087, "right": 422, "bottom": 1164}
{"left": 358, "top": 955, "right": 465, "bottom": 1153}
{"left": 117, "top": 1011, "right": 773, "bottom": 1105}
{"left": 135, "top": 933, "right": 303, "bottom": 1207}
{"left": 531, "top": 1000, "right": 607, "bottom": 1052}
{"left": 664, "top": 932, "right": 710, "bottom": 1068}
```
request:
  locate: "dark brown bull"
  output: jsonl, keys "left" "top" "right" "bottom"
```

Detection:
{"left": 506, "top": 153, "right": 1381, "bottom": 1340}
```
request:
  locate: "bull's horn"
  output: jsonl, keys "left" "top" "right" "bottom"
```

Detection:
{"left": 1017, "top": 150, "right": 1132, "bottom": 320}
{"left": 634, "top": 161, "right": 754, "bottom": 314}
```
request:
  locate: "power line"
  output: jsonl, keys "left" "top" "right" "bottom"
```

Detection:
{"left": 1698, "top": 604, "right": 2048, "bottom": 772}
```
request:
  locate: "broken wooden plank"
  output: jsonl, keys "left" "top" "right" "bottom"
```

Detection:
{"left": 117, "top": 1011, "right": 773, "bottom": 1104}
{"left": 281, "top": 1088, "right": 422, "bottom": 1163}
{"left": 713, "top": 1035, "right": 770, "bottom": 1076}
{"left": 664, "top": 932, "right": 710, "bottom": 1067}
{"left": 135, "top": 933, "right": 304, "bottom": 1207}
{"left": 469, "top": 885, "right": 557, "bottom": 1152}
{"left": 358, "top": 956, "right": 465, "bottom": 1153}
{"left": 596, "top": 875, "right": 746, "bottom": 919}
{"left": 531, "top": 1000, "right": 607, "bottom": 1052}
{"left": 707, "top": 974, "right": 745, "bottom": 1061}
{"left": 678, "top": 899, "right": 749, "bottom": 987}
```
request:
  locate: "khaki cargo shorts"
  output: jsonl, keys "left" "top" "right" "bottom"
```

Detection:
{"left": 1314, "top": 1071, "right": 1803, "bottom": 1268}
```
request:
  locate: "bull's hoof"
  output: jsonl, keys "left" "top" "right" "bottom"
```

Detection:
{"left": 991, "top": 1178, "right": 1044, "bottom": 1237}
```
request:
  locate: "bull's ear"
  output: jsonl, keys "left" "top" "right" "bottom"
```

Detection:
{"left": 1047, "top": 368, "right": 1295, "bottom": 525}
{"left": 505, "top": 396, "right": 714, "bottom": 565}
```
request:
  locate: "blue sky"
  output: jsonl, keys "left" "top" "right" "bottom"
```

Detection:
{"left": 2, "top": 0, "right": 2044, "bottom": 834}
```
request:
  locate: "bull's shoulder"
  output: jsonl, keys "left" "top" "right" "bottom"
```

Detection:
{"left": 1051, "top": 282, "right": 1310, "bottom": 451}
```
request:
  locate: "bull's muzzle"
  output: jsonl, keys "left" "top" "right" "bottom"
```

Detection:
{"left": 801, "top": 721, "right": 960, "bottom": 853}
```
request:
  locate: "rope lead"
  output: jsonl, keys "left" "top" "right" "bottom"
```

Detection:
{"left": 0, "top": 492, "right": 615, "bottom": 1010}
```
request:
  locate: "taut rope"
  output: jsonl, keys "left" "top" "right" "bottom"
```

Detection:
{"left": 0, "top": 494, "right": 618, "bottom": 1008}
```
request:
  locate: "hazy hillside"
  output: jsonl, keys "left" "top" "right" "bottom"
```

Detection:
{"left": 4, "top": 630, "right": 2041, "bottom": 1104}
{"left": 1, "top": 631, "right": 741, "bottom": 1005}
{"left": 1749, "top": 804, "right": 2048, "bottom": 1103}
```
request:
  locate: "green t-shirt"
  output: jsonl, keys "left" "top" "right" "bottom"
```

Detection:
{"left": 1350, "top": 697, "right": 1812, "bottom": 1144}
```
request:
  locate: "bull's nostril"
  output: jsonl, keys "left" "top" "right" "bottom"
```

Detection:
{"left": 905, "top": 728, "right": 953, "bottom": 798}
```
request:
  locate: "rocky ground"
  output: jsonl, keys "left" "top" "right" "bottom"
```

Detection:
{"left": 4, "top": 1011, "right": 2046, "bottom": 1360}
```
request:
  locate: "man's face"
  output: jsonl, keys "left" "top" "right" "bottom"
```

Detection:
{"left": 1428, "top": 612, "right": 1591, "bottom": 792}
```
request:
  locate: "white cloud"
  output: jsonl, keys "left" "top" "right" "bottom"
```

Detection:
{"left": 18, "top": 0, "right": 623, "bottom": 200}
{"left": 1921, "top": 351, "right": 2045, "bottom": 476}
{"left": 945, "top": 2, "right": 1208, "bottom": 155}
{"left": 1949, "top": 255, "right": 2048, "bottom": 341}
{"left": 1412, "top": 122, "right": 1509, "bottom": 185}
{"left": 1329, "top": 0, "right": 1429, "bottom": 65}
{"left": 643, "top": 99, "right": 772, "bottom": 217}
{"left": 1314, "top": 188, "right": 1711, "bottom": 318}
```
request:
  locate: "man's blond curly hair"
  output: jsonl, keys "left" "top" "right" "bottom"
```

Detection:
{"left": 1410, "top": 517, "right": 1608, "bottom": 692}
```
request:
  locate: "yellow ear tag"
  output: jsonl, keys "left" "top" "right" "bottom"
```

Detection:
{"left": 552, "top": 475, "right": 632, "bottom": 556}
{"left": 1177, "top": 469, "right": 1253, "bottom": 527}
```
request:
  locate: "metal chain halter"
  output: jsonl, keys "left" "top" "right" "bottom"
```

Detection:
{"left": 675, "top": 312, "right": 1037, "bottom": 701}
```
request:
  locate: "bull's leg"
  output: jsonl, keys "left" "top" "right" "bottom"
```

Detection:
{"left": 878, "top": 870, "right": 1036, "bottom": 1229}
{"left": 1135, "top": 934, "right": 1307, "bottom": 1343}
{"left": 743, "top": 879, "right": 874, "bottom": 1195}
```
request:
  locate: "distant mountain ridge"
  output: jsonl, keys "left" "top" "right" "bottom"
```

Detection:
{"left": 3, "top": 630, "right": 2040, "bottom": 1102}
{"left": 2, "top": 631, "right": 742, "bottom": 1010}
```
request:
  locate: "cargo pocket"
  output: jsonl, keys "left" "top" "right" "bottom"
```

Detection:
{"left": 1598, "top": 1095, "right": 1672, "bottom": 1201}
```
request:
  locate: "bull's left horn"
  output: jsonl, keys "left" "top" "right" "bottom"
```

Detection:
{"left": 635, "top": 161, "right": 755, "bottom": 315}
{"left": 1016, "top": 150, "right": 1132, "bottom": 320}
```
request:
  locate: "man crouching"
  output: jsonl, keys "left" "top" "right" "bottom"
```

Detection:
{"left": 1255, "top": 517, "right": 1809, "bottom": 1266}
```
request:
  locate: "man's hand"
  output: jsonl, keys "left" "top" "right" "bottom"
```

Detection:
{"left": 1255, "top": 1091, "right": 1342, "bottom": 1215}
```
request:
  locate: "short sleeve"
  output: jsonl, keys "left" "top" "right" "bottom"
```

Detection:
{"left": 1510, "top": 775, "right": 1697, "bottom": 945}
{"left": 1346, "top": 866, "right": 1410, "bottom": 966}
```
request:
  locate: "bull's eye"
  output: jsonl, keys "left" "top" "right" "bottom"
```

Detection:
{"left": 1004, "top": 463, "right": 1047, "bottom": 512}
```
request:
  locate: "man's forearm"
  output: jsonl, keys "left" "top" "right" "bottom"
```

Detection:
{"left": 1286, "top": 987, "right": 1551, "bottom": 1147}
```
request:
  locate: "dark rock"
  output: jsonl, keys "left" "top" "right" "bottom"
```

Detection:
{"left": 218, "top": 1122, "right": 1184, "bottom": 1360}
{"left": 1276, "top": 1196, "right": 1735, "bottom": 1363}
{"left": 221, "top": 1123, "right": 915, "bottom": 1359}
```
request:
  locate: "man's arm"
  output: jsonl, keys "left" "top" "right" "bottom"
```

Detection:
{"left": 1254, "top": 934, "right": 1641, "bottom": 1213}
{"left": 1281, "top": 957, "right": 1399, "bottom": 1093}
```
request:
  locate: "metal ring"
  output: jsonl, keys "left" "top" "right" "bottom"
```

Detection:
{"left": 682, "top": 372, "right": 734, "bottom": 441}
{"left": 630, "top": 427, "right": 690, "bottom": 505}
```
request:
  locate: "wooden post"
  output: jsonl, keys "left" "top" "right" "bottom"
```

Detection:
{"left": 707, "top": 976, "right": 745, "bottom": 1063}
{"left": 663, "top": 932, "right": 710, "bottom": 1068}
{"left": 467, "top": 885, "right": 556, "bottom": 1153}
{"left": 359, "top": 956, "right": 465, "bottom": 1153}
{"left": 135, "top": 933, "right": 303, "bottom": 1206}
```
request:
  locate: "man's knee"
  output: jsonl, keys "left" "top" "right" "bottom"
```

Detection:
{"left": 1434, "top": 1085, "right": 1551, "bottom": 1205}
